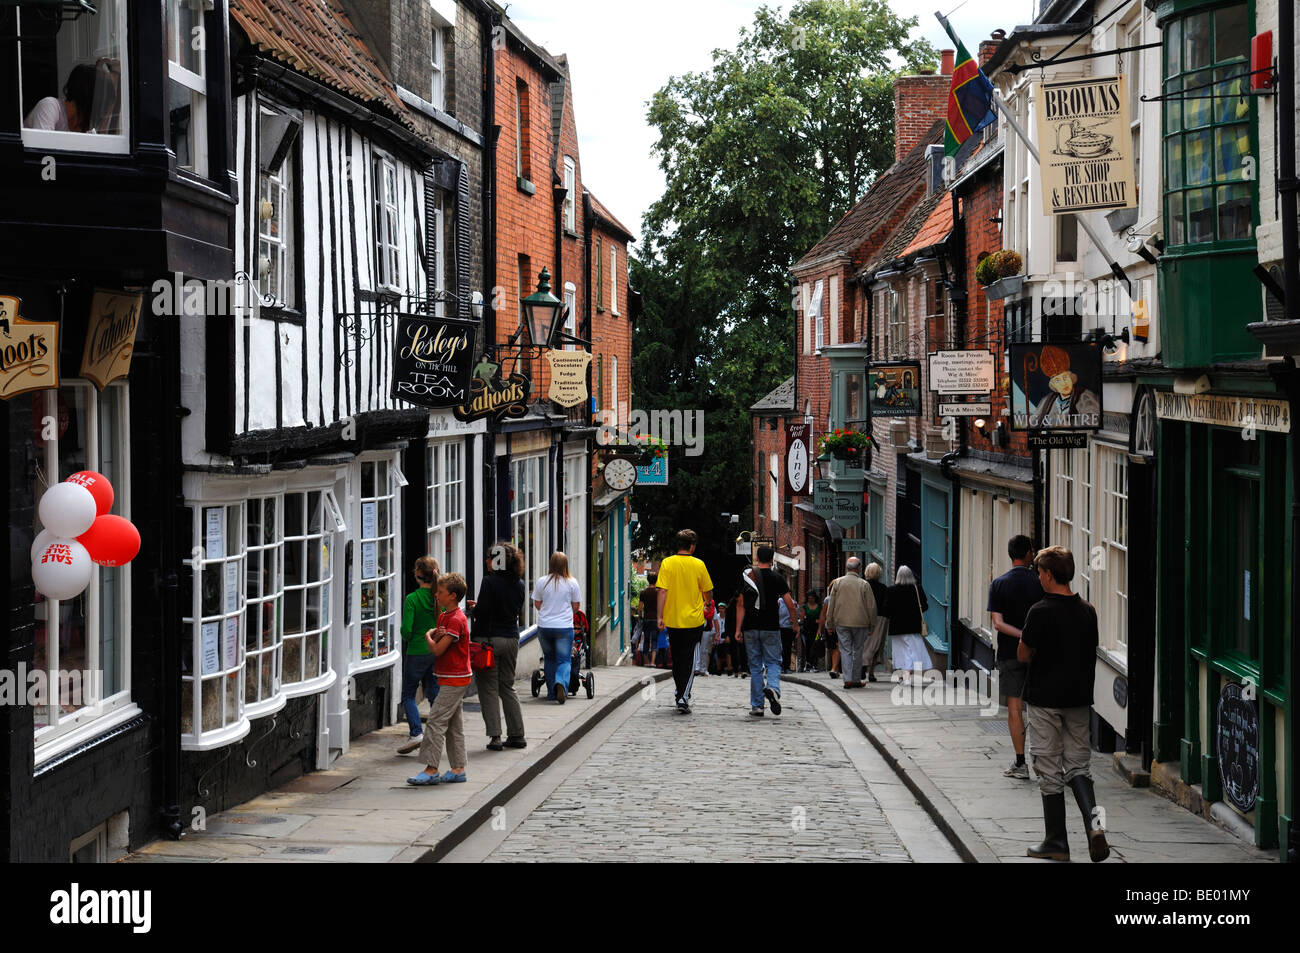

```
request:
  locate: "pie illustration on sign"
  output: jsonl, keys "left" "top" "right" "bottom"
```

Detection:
{"left": 604, "top": 457, "right": 638, "bottom": 491}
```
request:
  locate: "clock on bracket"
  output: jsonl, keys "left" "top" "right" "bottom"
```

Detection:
{"left": 604, "top": 457, "right": 638, "bottom": 491}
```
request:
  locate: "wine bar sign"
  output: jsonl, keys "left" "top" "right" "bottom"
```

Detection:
{"left": 391, "top": 314, "right": 477, "bottom": 409}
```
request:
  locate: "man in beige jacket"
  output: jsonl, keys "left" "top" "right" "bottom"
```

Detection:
{"left": 824, "top": 557, "right": 879, "bottom": 689}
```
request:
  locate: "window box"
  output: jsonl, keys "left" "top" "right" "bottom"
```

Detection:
{"left": 985, "top": 275, "right": 1024, "bottom": 301}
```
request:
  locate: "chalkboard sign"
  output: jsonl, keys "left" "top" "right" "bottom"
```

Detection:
{"left": 390, "top": 314, "right": 476, "bottom": 409}
{"left": 1216, "top": 682, "right": 1259, "bottom": 813}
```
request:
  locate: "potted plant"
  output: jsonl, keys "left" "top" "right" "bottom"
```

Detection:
{"left": 979, "top": 249, "right": 1025, "bottom": 301}
{"left": 818, "top": 428, "right": 875, "bottom": 467}
{"left": 628, "top": 433, "right": 668, "bottom": 464}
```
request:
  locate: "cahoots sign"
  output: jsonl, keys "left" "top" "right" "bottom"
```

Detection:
{"left": 390, "top": 314, "right": 477, "bottom": 409}
{"left": 0, "top": 295, "right": 58, "bottom": 399}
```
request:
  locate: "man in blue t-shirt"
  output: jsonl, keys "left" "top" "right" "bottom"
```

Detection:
{"left": 987, "top": 535, "right": 1043, "bottom": 780}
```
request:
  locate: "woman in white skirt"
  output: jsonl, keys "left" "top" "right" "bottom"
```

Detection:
{"left": 885, "top": 565, "right": 930, "bottom": 679}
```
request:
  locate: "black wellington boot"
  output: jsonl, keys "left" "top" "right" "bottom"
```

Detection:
{"left": 1026, "top": 793, "right": 1071, "bottom": 860}
{"left": 1067, "top": 775, "right": 1111, "bottom": 862}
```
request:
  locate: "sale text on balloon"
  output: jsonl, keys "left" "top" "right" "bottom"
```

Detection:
{"left": 0, "top": 664, "right": 104, "bottom": 709}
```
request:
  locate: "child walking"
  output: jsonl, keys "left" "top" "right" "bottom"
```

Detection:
{"left": 407, "top": 572, "right": 473, "bottom": 786}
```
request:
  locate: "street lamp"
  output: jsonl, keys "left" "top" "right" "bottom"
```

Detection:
{"left": 521, "top": 267, "right": 563, "bottom": 347}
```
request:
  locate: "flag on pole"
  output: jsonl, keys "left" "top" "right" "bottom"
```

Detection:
{"left": 936, "top": 12, "right": 997, "bottom": 158}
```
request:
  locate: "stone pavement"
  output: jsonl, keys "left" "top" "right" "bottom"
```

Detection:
{"left": 482, "top": 675, "right": 941, "bottom": 863}
{"left": 123, "top": 667, "right": 661, "bottom": 863}
{"left": 786, "top": 671, "right": 1277, "bottom": 863}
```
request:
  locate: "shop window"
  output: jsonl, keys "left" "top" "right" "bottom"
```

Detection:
{"left": 17, "top": 0, "right": 129, "bottom": 154}
{"left": 427, "top": 440, "right": 465, "bottom": 571}
{"left": 1162, "top": 3, "right": 1255, "bottom": 248}
{"left": 31, "top": 384, "right": 133, "bottom": 757}
{"left": 165, "top": 0, "right": 209, "bottom": 177}
{"left": 563, "top": 453, "right": 587, "bottom": 584}
{"left": 281, "top": 490, "right": 334, "bottom": 693}
{"left": 511, "top": 453, "right": 550, "bottom": 632}
{"left": 355, "top": 459, "right": 399, "bottom": 666}
{"left": 244, "top": 496, "right": 281, "bottom": 715}
{"left": 182, "top": 501, "right": 247, "bottom": 748}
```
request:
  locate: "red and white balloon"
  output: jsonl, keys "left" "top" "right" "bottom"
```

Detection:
{"left": 31, "top": 472, "right": 142, "bottom": 598}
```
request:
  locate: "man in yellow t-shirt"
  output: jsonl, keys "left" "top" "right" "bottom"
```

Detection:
{"left": 656, "top": 529, "right": 714, "bottom": 714}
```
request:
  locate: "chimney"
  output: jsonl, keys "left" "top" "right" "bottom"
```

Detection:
{"left": 980, "top": 30, "right": 1007, "bottom": 67}
{"left": 892, "top": 49, "right": 953, "bottom": 163}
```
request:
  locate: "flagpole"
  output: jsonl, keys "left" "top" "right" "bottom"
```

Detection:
{"left": 989, "top": 90, "right": 1130, "bottom": 288}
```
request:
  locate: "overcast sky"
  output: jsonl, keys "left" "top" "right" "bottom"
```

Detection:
{"left": 508, "top": 0, "right": 1029, "bottom": 247}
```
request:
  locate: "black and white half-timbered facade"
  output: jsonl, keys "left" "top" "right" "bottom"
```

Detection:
{"left": 171, "top": 0, "right": 488, "bottom": 811}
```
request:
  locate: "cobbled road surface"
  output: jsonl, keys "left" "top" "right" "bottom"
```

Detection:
{"left": 484, "top": 675, "right": 916, "bottom": 862}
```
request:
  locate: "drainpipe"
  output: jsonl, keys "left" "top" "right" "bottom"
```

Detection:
{"left": 1277, "top": 0, "right": 1300, "bottom": 868}
{"left": 938, "top": 186, "right": 969, "bottom": 666}
{"left": 479, "top": 2, "right": 499, "bottom": 560}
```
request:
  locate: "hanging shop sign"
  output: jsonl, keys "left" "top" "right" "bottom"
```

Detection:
{"left": 636, "top": 454, "right": 668, "bottom": 487}
{"left": 938, "top": 401, "right": 992, "bottom": 418}
{"left": 813, "top": 480, "right": 835, "bottom": 519}
{"left": 928, "top": 350, "right": 996, "bottom": 395}
{"left": 391, "top": 313, "right": 477, "bottom": 409}
{"left": 452, "top": 361, "right": 531, "bottom": 422}
{"left": 1130, "top": 386, "right": 1157, "bottom": 458}
{"left": 1009, "top": 343, "right": 1103, "bottom": 431}
{"left": 842, "top": 538, "right": 872, "bottom": 554}
{"left": 786, "top": 422, "right": 810, "bottom": 497}
{"left": 1035, "top": 74, "right": 1137, "bottom": 216}
{"left": 0, "top": 295, "right": 57, "bottom": 400}
{"left": 80, "top": 290, "right": 142, "bottom": 390}
{"left": 546, "top": 349, "right": 592, "bottom": 407}
{"left": 869, "top": 361, "right": 922, "bottom": 418}
{"left": 1216, "top": 682, "right": 1260, "bottom": 813}
{"left": 1154, "top": 391, "right": 1291, "bottom": 435}
{"left": 833, "top": 493, "right": 862, "bottom": 523}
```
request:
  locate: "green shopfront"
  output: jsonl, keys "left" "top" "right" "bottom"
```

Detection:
{"left": 1153, "top": 0, "right": 1294, "bottom": 852}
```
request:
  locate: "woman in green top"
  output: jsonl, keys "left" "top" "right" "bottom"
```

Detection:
{"left": 398, "top": 556, "right": 441, "bottom": 753}
{"left": 800, "top": 591, "right": 822, "bottom": 672}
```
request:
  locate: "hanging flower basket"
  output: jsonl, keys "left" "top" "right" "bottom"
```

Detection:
{"left": 817, "top": 429, "right": 875, "bottom": 464}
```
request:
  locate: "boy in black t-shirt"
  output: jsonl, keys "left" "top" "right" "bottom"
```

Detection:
{"left": 734, "top": 546, "right": 798, "bottom": 716}
{"left": 987, "top": 535, "right": 1043, "bottom": 780}
{"left": 1018, "top": 546, "right": 1109, "bottom": 862}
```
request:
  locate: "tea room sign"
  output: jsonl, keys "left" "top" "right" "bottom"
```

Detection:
{"left": 391, "top": 314, "right": 477, "bottom": 409}
{"left": 1035, "top": 75, "right": 1137, "bottom": 216}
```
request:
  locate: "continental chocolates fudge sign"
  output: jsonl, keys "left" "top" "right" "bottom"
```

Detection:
{"left": 391, "top": 314, "right": 476, "bottom": 409}
{"left": 1035, "top": 75, "right": 1137, "bottom": 216}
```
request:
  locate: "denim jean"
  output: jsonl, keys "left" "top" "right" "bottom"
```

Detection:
{"left": 401, "top": 653, "right": 439, "bottom": 737}
{"left": 537, "top": 627, "right": 575, "bottom": 698}
{"left": 744, "top": 629, "right": 782, "bottom": 710}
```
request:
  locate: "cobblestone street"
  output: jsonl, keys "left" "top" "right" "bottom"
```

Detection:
{"left": 482, "top": 677, "right": 929, "bottom": 863}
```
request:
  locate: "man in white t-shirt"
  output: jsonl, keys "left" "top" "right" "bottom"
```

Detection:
{"left": 531, "top": 553, "right": 583, "bottom": 703}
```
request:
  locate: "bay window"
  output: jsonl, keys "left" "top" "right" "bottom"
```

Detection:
{"left": 31, "top": 384, "right": 134, "bottom": 759}
{"left": 281, "top": 490, "right": 335, "bottom": 694}
{"left": 354, "top": 458, "right": 399, "bottom": 668}
{"left": 17, "top": 0, "right": 129, "bottom": 153}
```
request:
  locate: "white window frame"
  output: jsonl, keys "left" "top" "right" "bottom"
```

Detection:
{"left": 432, "top": 190, "right": 446, "bottom": 315}
{"left": 564, "top": 157, "right": 576, "bottom": 233}
{"left": 17, "top": 0, "right": 132, "bottom": 155}
{"left": 351, "top": 455, "right": 401, "bottom": 673}
{"left": 563, "top": 281, "right": 577, "bottom": 351}
{"left": 280, "top": 485, "right": 337, "bottom": 698}
{"left": 430, "top": 22, "right": 446, "bottom": 111}
{"left": 32, "top": 383, "right": 137, "bottom": 764}
{"left": 243, "top": 493, "right": 284, "bottom": 718}
{"left": 563, "top": 451, "right": 588, "bottom": 590}
{"left": 768, "top": 452, "right": 779, "bottom": 523}
{"left": 427, "top": 438, "right": 466, "bottom": 571}
{"left": 511, "top": 453, "right": 551, "bottom": 634}
{"left": 373, "top": 153, "right": 402, "bottom": 293}
{"left": 165, "top": 0, "right": 208, "bottom": 177}
{"left": 610, "top": 244, "right": 619, "bottom": 315}
{"left": 889, "top": 287, "right": 906, "bottom": 358}
{"left": 811, "top": 279, "right": 825, "bottom": 352}
{"left": 611, "top": 355, "right": 619, "bottom": 427}
{"left": 258, "top": 123, "right": 295, "bottom": 308}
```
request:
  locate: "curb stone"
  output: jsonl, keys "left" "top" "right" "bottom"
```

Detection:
{"left": 413, "top": 669, "right": 673, "bottom": 862}
{"left": 784, "top": 674, "right": 997, "bottom": 864}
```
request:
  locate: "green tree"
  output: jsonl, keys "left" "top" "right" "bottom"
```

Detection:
{"left": 631, "top": 0, "right": 935, "bottom": 593}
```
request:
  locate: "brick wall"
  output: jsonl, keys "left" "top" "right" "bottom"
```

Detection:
{"left": 591, "top": 222, "right": 632, "bottom": 423}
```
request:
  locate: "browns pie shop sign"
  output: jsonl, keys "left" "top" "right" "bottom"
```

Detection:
{"left": 0, "top": 295, "right": 58, "bottom": 399}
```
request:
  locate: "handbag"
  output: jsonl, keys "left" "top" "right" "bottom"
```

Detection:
{"left": 469, "top": 640, "right": 495, "bottom": 672}
{"left": 914, "top": 585, "right": 929, "bottom": 638}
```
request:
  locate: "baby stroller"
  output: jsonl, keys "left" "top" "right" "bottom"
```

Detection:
{"left": 531, "top": 610, "right": 595, "bottom": 699}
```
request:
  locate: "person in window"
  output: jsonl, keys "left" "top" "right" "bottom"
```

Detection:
{"left": 469, "top": 542, "right": 527, "bottom": 750}
{"left": 25, "top": 64, "right": 96, "bottom": 132}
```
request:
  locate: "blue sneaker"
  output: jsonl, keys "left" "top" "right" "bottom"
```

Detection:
{"left": 440, "top": 771, "right": 467, "bottom": 783}
{"left": 407, "top": 772, "right": 441, "bottom": 786}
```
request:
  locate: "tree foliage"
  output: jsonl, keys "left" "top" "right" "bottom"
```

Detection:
{"left": 630, "top": 0, "right": 936, "bottom": 596}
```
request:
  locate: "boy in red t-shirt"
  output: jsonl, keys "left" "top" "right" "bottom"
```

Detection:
{"left": 408, "top": 573, "right": 473, "bottom": 785}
